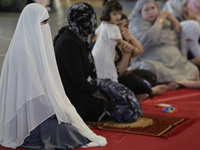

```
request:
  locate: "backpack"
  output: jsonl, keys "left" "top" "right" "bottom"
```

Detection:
{"left": 98, "top": 78, "right": 142, "bottom": 123}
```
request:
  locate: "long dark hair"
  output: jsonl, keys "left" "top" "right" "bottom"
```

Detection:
{"left": 100, "top": 0, "right": 122, "bottom": 21}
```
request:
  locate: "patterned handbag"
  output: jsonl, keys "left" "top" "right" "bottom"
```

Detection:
{"left": 98, "top": 78, "right": 142, "bottom": 123}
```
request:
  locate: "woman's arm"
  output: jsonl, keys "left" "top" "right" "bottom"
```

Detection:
{"left": 116, "top": 39, "right": 135, "bottom": 54}
{"left": 166, "top": 12, "right": 181, "bottom": 32}
{"left": 156, "top": 11, "right": 180, "bottom": 32}
{"left": 154, "top": 10, "right": 169, "bottom": 28}
{"left": 115, "top": 33, "right": 144, "bottom": 76}
{"left": 121, "top": 29, "right": 143, "bottom": 56}
{"left": 115, "top": 39, "right": 135, "bottom": 76}
{"left": 116, "top": 51, "right": 132, "bottom": 76}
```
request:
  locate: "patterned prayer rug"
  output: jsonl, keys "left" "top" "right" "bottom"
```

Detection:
{"left": 87, "top": 114, "right": 198, "bottom": 139}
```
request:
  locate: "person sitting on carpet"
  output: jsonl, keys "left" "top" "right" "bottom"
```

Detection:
{"left": 128, "top": 0, "right": 200, "bottom": 89}
{"left": 115, "top": 13, "right": 169, "bottom": 99}
{"left": 54, "top": 2, "right": 110, "bottom": 122}
{"left": 0, "top": 3, "right": 107, "bottom": 149}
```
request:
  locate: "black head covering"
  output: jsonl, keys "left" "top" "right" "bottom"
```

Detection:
{"left": 67, "top": 2, "right": 97, "bottom": 43}
{"left": 120, "top": 13, "right": 128, "bottom": 23}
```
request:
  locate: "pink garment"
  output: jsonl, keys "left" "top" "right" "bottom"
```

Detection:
{"left": 188, "top": 0, "right": 200, "bottom": 22}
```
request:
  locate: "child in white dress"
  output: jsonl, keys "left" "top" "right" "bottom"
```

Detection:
{"left": 92, "top": 1, "right": 142, "bottom": 123}
{"left": 92, "top": 0, "right": 136, "bottom": 82}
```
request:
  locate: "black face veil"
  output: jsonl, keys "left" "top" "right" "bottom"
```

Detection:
{"left": 67, "top": 2, "right": 97, "bottom": 43}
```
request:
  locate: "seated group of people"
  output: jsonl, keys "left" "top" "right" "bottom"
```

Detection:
{"left": 1, "top": 0, "right": 200, "bottom": 150}
{"left": 127, "top": 0, "right": 200, "bottom": 92}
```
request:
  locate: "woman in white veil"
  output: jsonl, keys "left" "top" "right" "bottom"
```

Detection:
{"left": 0, "top": 3, "right": 106, "bottom": 149}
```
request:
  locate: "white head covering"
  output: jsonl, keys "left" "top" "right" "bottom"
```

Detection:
{"left": 0, "top": 3, "right": 106, "bottom": 148}
{"left": 180, "top": 20, "right": 200, "bottom": 57}
{"left": 162, "top": 0, "right": 189, "bottom": 21}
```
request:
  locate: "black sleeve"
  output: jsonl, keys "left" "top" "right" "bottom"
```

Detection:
{"left": 59, "top": 39, "right": 97, "bottom": 95}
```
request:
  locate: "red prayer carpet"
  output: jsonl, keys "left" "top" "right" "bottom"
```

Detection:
{"left": 1, "top": 88, "right": 200, "bottom": 150}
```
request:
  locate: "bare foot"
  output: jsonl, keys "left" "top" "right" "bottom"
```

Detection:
{"left": 152, "top": 84, "right": 167, "bottom": 95}
{"left": 176, "top": 80, "right": 200, "bottom": 89}
{"left": 166, "top": 82, "right": 180, "bottom": 91}
{"left": 136, "top": 93, "right": 149, "bottom": 101}
{"left": 192, "top": 56, "right": 200, "bottom": 66}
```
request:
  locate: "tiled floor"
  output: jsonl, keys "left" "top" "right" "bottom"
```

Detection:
{"left": 0, "top": 0, "right": 134, "bottom": 70}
